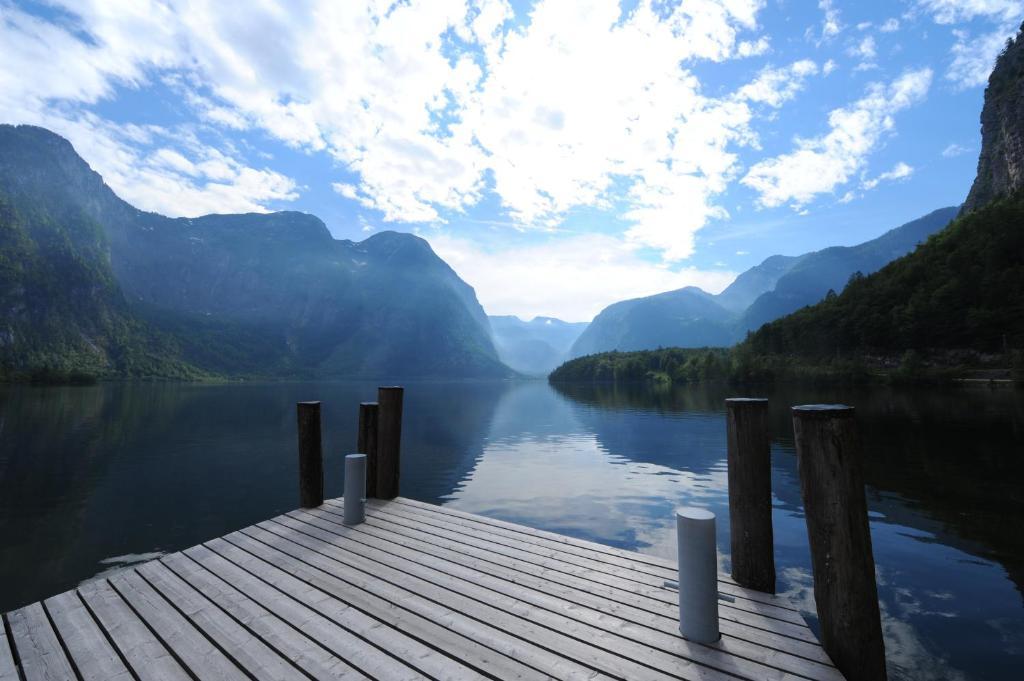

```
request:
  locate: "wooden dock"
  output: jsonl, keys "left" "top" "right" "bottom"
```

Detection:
{"left": 1, "top": 497, "right": 842, "bottom": 681}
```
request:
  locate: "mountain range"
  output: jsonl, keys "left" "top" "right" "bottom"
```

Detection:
{"left": 488, "top": 315, "right": 588, "bottom": 376}
{"left": 743, "top": 27, "right": 1024, "bottom": 364}
{"left": 0, "top": 125, "right": 509, "bottom": 381}
{"left": 568, "top": 206, "right": 957, "bottom": 359}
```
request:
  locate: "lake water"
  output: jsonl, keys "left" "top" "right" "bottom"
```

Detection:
{"left": 0, "top": 380, "right": 1022, "bottom": 680}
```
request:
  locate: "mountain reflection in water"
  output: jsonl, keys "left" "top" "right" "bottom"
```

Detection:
{"left": 1, "top": 380, "right": 1021, "bottom": 680}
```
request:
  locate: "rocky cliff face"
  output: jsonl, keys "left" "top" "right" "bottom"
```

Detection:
{"left": 962, "top": 24, "right": 1024, "bottom": 214}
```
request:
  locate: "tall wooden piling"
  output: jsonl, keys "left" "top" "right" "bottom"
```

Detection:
{"left": 725, "top": 398, "right": 775, "bottom": 594}
{"left": 296, "top": 401, "right": 324, "bottom": 508}
{"left": 792, "top": 405, "right": 887, "bottom": 681}
{"left": 358, "top": 401, "right": 379, "bottom": 498}
{"left": 375, "top": 387, "right": 404, "bottom": 499}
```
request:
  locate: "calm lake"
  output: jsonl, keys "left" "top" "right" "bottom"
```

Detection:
{"left": 0, "top": 380, "right": 1022, "bottom": 680}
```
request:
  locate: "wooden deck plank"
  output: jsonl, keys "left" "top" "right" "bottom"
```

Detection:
{"left": 266, "top": 515, "right": 738, "bottom": 681}
{"left": 384, "top": 498, "right": 779, "bottom": 605}
{"left": 294, "top": 508, "right": 841, "bottom": 680}
{"left": 44, "top": 590, "right": 133, "bottom": 681}
{"left": 107, "top": 569, "right": 248, "bottom": 681}
{"left": 203, "top": 536, "right": 502, "bottom": 681}
{"left": 4, "top": 496, "right": 839, "bottom": 681}
{"left": 77, "top": 578, "right": 192, "bottom": 681}
{"left": 6, "top": 602, "right": 77, "bottom": 681}
{"left": 234, "top": 525, "right": 611, "bottom": 681}
{"left": 317, "top": 506, "right": 833, "bottom": 665}
{"left": 0, "top": 615, "right": 19, "bottom": 681}
{"left": 136, "top": 559, "right": 309, "bottom": 681}
{"left": 284, "top": 510, "right": 840, "bottom": 681}
{"left": 354, "top": 501, "right": 815, "bottom": 639}
{"left": 160, "top": 550, "right": 369, "bottom": 681}
{"left": 380, "top": 497, "right": 761, "bottom": 591}
{"left": 353, "top": 505, "right": 817, "bottom": 642}
{"left": 366, "top": 500, "right": 805, "bottom": 625}
{"left": 178, "top": 544, "right": 420, "bottom": 680}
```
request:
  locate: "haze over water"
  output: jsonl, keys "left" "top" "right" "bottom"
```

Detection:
{"left": 1, "top": 380, "right": 1021, "bottom": 680}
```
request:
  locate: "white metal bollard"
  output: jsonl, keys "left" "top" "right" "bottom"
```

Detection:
{"left": 344, "top": 453, "right": 367, "bottom": 525}
{"left": 676, "top": 507, "right": 720, "bottom": 643}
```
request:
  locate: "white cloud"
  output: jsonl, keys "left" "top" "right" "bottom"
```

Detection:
{"left": 429, "top": 232, "right": 737, "bottom": 321}
{"left": 735, "top": 60, "right": 819, "bottom": 107}
{"left": 331, "top": 182, "right": 360, "bottom": 200}
{"left": 0, "top": 0, "right": 782, "bottom": 263}
{"left": 849, "top": 36, "right": 878, "bottom": 60}
{"left": 737, "top": 37, "right": 771, "bottom": 58}
{"left": 823, "top": 59, "right": 838, "bottom": 75}
{"left": 742, "top": 69, "right": 933, "bottom": 208}
{"left": 947, "top": 26, "right": 1019, "bottom": 89}
{"left": 817, "top": 0, "right": 842, "bottom": 41}
{"left": 880, "top": 18, "right": 901, "bottom": 33}
{"left": 942, "top": 143, "right": 971, "bottom": 157}
{"left": 862, "top": 161, "right": 914, "bottom": 189}
{"left": 915, "top": 0, "right": 1024, "bottom": 89}
{"left": 917, "top": 0, "right": 1023, "bottom": 24}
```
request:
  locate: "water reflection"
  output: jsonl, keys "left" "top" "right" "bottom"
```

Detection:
{"left": 1, "top": 379, "right": 1022, "bottom": 680}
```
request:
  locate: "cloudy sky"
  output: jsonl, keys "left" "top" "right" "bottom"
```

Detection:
{"left": 2, "top": 0, "right": 1020, "bottom": 320}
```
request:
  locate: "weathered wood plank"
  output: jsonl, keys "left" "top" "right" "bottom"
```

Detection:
{"left": 6, "top": 602, "right": 77, "bottom": 681}
{"left": 108, "top": 569, "right": 248, "bottom": 681}
{"left": 232, "top": 526, "right": 607, "bottom": 681}
{"left": 265, "top": 516, "right": 733, "bottom": 681}
{"left": 289, "top": 509, "right": 841, "bottom": 681}
{"left": 361, "top": 497, "right": 801, "bottom": 615}
{"left": 4, "top": 495, "right": 838, "bottom": 681}
{"left": 44, "top": 590, "right": 133, "bottom": 680}
{"left": 353, "top": 501, "right": 811, "bottom": 633}
{"left": 161, "top": 550, "right": 367, "bottom": 681}
{"left": 202, "top": 536, "right": 494, "bottom": 681}
{"left": 179, "top": 544, "right": 416, "bottom": 680}
{"left": 77, "top": 578, "right": 192, "bottom": 681}
{"left": 136, "top": 559, "right": 305, "bottom": 681}
{"left": 0, "top": 615, "right": 19, "bottom": 681}
{"left": 308, "top": 505, "right": 834, "bottom": 665}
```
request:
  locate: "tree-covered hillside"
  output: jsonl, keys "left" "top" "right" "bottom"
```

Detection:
{"left": 744, "top": 192, "right": 1024, "bottom": 358}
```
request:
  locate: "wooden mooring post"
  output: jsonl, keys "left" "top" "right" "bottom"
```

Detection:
{"left": 725, "top": 398, "right": 775, "bottom": 594}
{"left": 375, "top": 386, "right": 404, "bottom": 499}
{"left": 792, "top": 404, "right": 887, "bottom": 681}
{"left": 296, "top": 401, "right": 324, "bottom": 508}
{"left": 358, "top": 401, "right": 379, "bottom": 497}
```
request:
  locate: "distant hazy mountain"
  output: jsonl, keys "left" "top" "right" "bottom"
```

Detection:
{"left": 489, "top": 315, "right": 588, "bottom": 376}
{"left": 0, "top": 124, "right": 509, "bottom": 380}
{"left": 738, "top": 207, "right": 959, "bottom": 332}
{"left": 568, "top": 209, "right": 957, "bottom": 360}
{"left": 713, "top": 254, "right": 804, "bottom": 313}
{"left": 569, "top": 286, "right": 735, "bottom": 358}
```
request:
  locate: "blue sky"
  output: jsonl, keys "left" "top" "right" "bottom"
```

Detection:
{"left": 1, "top": 0, "right": 1021, "bottom": 320}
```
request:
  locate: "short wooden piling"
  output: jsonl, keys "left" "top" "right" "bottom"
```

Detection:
{"left": 358, "top": 402, "right": 379, "bottom": 498}
{"left": 376, "top": 386, "right": 404, "bottom": 499}
{"left": 296, "top": 401, "right": 324, "bottom": 508}
{"left": 792, "top": 405, "right": 887, "bottom": 681}
{"left": 725, "top": 398, "right": 775, "bottom": 594}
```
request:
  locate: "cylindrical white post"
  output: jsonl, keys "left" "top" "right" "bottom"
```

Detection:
{"left": 676, "top": 507, "right": 720, "bottom": 643}
{"left": 344, "top": 453, "right": 366, "bottom": 525}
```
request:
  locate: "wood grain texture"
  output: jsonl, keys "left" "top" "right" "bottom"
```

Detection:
{"left": 3, "top": 495, "right": 841, "bottom": 681}
{"left": 725, "top": 398, "right": 776, "bottom": 594}
{"left": 44, "top": 590, "right": 133, "bottom": 680}
{"left": 792, "top": 405, "right": 885, "bottom": 681}
{"left": 297, "top": 401, "right": 324, "bottom": 508}
{"left": 375, "top": 387, "right": 403, "bottom": 499}
{"left": 6, "top": 602, "right": 77, "bottom": 681}
{"left": 357, "top": 401, "right": 379, "bottom": 497}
